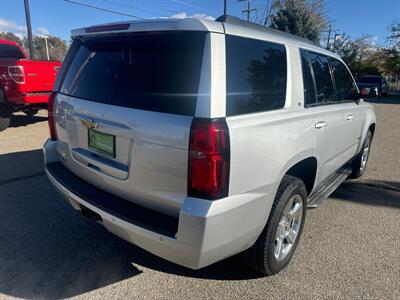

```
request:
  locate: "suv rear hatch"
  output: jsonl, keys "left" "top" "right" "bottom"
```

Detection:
{"left": 53, "top": 31, "right": 206, "bottom": 217}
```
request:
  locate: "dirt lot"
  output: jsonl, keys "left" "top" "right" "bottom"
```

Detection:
{"left": 0, "top": 97, "right": 399, "bottom": 299}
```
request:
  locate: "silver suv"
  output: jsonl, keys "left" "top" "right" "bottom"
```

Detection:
{"left": 44, "top": 16, "right": 376, "bottom": 275}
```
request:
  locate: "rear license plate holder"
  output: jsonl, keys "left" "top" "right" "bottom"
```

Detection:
{"left": 88, "top": 129, "right": 115, "bottom": 157}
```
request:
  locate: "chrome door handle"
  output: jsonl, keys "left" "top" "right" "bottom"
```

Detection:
{"left": 346, "top": 114, "right": 354, "bottom": 121}
{"left": 315, "top": 121, "right": 328, "bottom": 129}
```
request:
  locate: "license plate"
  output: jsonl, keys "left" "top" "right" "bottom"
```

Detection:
{"left": 88, "top": 129, "right": 115, "bottom": 157}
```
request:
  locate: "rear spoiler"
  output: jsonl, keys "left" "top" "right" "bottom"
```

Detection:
{"left": 71, "top": 18, "right": 224, "bottom": 38}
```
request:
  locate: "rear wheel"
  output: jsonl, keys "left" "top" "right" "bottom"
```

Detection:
{"left": 0, "top": 115, "right": 11, "bottom": 131}
{"left": 0, "top": 90, "right": 11, "bottom": 131}
{"left": 247, "top": 175, "right": 307, "bottom": 276}
{"left": 349, "top": 130, "right": 372, "bottom": 179}
{"left": 23, "top": 109, "right": 39, "bottom": 117}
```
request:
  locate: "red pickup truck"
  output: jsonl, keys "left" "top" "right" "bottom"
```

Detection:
{"left": 0, "top": 39, "right": 61, "bottom": 131}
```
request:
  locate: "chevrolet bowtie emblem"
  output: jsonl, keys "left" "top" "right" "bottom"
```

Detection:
{"left": 81, "top": 119, "right": 99, "bottom": 129}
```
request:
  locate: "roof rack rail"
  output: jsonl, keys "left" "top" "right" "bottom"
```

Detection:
{"left": 215, "top": 14, "right": 318, "bottom": 47}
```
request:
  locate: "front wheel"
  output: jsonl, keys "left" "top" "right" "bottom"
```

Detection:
{"left": 247, "top": 175, "right": 307, "bottom": 276}
{"left": 349, "top": 130, "right": 372, "bottom": 179}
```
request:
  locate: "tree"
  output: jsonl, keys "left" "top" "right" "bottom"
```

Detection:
{"left": 268, "top": 0, "right": 327, "bottom": 43}
{"left": 1, "top": 31, "right": 67, "bottom": 61}
{"left": 252, "top": 0, "right": 279, "bottom": 26}
{"left": 33, "top": 35, "right": 67, "bottom": 61}
{"left": 388, "top": 19, "right": 400, "bottom": 49}
{"left": 21, "top": 35, "right": 67, "bottom": 61}
{"left": 0, "top": 32, "right": 24, "bottom": 47}
{"left": 384, "top": 20, "right": 400, "bottom": 85}
{"left": 379, "top": 48, "right": 400, "bottom": 80}
{"left": 333, "top": 34, "right": 380, "bottom": 78}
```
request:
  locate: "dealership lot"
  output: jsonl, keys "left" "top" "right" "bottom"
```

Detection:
{"left": 0, "top": 97, "right": 399, "bottom": 299}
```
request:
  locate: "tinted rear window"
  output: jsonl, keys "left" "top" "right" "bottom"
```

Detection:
{"left": 226, "top": 35, "right": 287, "bottom": 116}
{"left": 60, "top": 32, "right": 206, "bottom": 116}
{"left": 0, "top": 44, "right": 25, "bottom": 59}
{"left": 300, "top": 49, "right": 317, "bottom": 105}
{"left": 307, "top": 51, "right": 336, "bottom": 104}
{"left": 359, "top": 76, "right": 381, "bottom": 83}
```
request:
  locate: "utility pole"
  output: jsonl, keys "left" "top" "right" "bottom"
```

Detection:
{"left": 24, "top": 0, "right": 35, "bottom": 59}
{"left": 323, "top": 24, "right": 341, "bottom": 50}
{"left": 238, "top": 0, "right": 257, "bottom": 22}
{"left": 224, "top": 0, "right": 227, "bottom": 15}
{"left": 326, "top": 24, "right": 332, "bottom": 50}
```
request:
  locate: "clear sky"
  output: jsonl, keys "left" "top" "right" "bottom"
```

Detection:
{"left": 0, "top": 0, "right": 398, "bottom": 46}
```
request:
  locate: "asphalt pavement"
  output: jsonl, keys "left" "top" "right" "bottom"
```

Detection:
{"left": 0, "top": 96, "right": 399, "bottom": 299}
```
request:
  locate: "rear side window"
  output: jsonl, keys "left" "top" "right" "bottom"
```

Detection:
{"left": 226, "top": 35, "right": 287, "bottom": 116}
{"left": 329, "top": 58, "right": 358, "bottom": 100}
{"left": 300, "top": 50, "right": 317, "bottom": 105}
{"left": 60, "top": 32, "right": 206, "bottom": 116}
{"left": 0, "top": 44, "right": 24, "bottom": 59}
{"left": 307, "top": 51, "right": 336, "bottom": 104}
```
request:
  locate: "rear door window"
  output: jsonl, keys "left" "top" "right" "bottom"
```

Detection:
{"left": 60, "top": 32, "right": 206, "bottom": 116}
{"left": 225, "top": 35, "right": 287, "bottom": 116}
{"left": 307, "top": 51, "right": 336, "bottom": 105}
{"left": 300, "top": 49, "right": 317, "bottom": 106}
{"left": 0, "top": 44, "right": 25, "bottom": 59}
{"left": 329, "top": 58, "right": 358, "bottom": 101}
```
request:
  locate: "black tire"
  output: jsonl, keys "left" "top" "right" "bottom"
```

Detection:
{"left": 247, "top": 175, "right": 307, "bottom": 276}
{"left": 0, "top": 115, "right": 10, "bottom": 131}
{"left": 0, "top": 92, "right": 11, "bottom": 131}
{"left": 349, "top": 130, "right": 372, "bottom": 179}
{"left": 23, "top": 109, "right": 39, "bottom": 117}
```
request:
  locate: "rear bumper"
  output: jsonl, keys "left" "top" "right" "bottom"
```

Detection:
{"left": 359, "top": 87, "right": 379, "bottom": 98}
{"left": 3, "top": 89, "right": 50, "bottom": 106}
{"left": 43, "top": 139, "right": 271, "bottom": 269}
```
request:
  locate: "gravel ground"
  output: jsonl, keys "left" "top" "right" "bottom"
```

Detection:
{"left": 0, "top": 97, "right": 399, "bottom": 300}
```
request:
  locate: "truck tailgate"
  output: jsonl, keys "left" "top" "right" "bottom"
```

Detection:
{"left": 16, "top": 60, "right": 60, "bottom": 93}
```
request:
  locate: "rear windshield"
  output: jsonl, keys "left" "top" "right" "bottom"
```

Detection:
{"left": 59, "top": 32, "right": 206, "bottom": 116}
{"left": 359, "top": 77, "right": 381, "bottom": 84}
{"left": 0, "top": 44, "right": 25, "bottom": 59}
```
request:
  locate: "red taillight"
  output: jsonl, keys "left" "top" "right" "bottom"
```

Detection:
{"left": 188, "top": 118, "right": 230, "bottom": 200}
{"left": 8, "top": 65, "right": 25, "bottom": 84}
{"left": 48, "top": 92, "right": 57, "bottom": 140}
{"left": 85, "top": 23, "right": 130, "bottom": 33}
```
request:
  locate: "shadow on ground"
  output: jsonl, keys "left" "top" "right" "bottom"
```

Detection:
{"left": 9, "top": 114, "right": 47, "bottom": 128}
{"left": 332, "top": 180, "right": 400, "bottom": 208}
{"left": 0, "top": 149, "right": 260, "bottom": 299}
{"left": 0, "top": 149, "right": 44, "bottom": 183}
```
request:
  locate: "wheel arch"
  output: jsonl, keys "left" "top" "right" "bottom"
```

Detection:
{"left": 284, "top": 157, "right": 317, "bottom": 195}
{"left": 276, "top": 152, "right": 318, "bottom": 196}
{"left": 369, "top": 122, "right": 375, "bottom": 137}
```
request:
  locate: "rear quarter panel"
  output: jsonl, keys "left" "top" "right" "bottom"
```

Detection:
{"left": 226, "top": 45, "right": 314, "bottom": 226}
{"left": 227, "top": 110, "right": 314, "bottom": 200}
